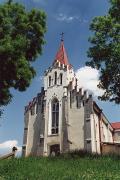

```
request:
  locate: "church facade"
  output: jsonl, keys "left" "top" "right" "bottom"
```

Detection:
{"left": 22, "top": 40, "right": 120, "bottom": 157}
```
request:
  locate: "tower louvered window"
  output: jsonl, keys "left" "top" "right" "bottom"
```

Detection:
{"left": 60, "top": 73, "right": 63, "bottom": 85}
{"left": 51, "top": 98, "right": 59, "bottom": 134}
{"left": 49, "top": 76, "right": 51, "bottom": 86}
{"left": 54, "top": 72, "right": 57, "bottom": 85}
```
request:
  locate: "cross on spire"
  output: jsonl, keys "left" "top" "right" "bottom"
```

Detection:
{"left": 60, "top": 32, "right": 64, "bottom": 41}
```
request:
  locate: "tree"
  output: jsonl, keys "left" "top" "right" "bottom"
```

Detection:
{"left": 86, "top": 0, "right": 120, "bottom": 104}
{"left": 0, "top": 0, "right": 46, "bottom": 108}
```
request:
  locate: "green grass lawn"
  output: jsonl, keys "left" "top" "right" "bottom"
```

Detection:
{"left": 0, "top": 156, "right": 120, "bottom": 179}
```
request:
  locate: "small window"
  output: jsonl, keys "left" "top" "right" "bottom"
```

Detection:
{"left": 82, "top": 101, "right": 84, "bottom": 107}
{"left": 54, "top": 72, "right": 57, "bottom": 85}
{"left": 40, "top": 138, "right": 44, "bottom": 143}
{"left": 49, "top": 76, "right": 51, "bottom": 87}
{"left": 76, "top": 96, "right": 79, "bottom": 108}
{"left": 41, "top": 102, "right": 44, "bottom": 113}
{"left": 86, "top": 113, "right": 90, "bottom": 118}
{"left": 86, "top": 139, "right": 91, "bottom": 143}
{"left": 24, "top": 127, "right": 28, "bottom": 130}
{"left": 22, "top": 146, "right": 26, "bottom": 150}
{"left": 60, "top": 73, "right": 63, "bottom": 85}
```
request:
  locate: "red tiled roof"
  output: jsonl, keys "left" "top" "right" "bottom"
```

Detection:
{"left": 54, "top": 41, "right": 69, "bottom": 65}
{"left": 111, "top": 122, "right": 120, "bottom": 130}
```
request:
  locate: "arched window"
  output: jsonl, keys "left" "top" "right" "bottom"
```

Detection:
{"left": 51, "top": 98, "right": 59, "bottom": 134}
{"left": 54, "top": 72, "right": 57, "bottom": 85}
{"left": 60, "top": 73, "right": 63, "bottom": 85}
{"left": 49, "top": 76, "right": 51, "bottom": 87}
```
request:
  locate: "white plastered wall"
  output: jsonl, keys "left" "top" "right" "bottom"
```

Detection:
{"left": 114, "top": 130, "right": 120, "bottom": 143}
{"left": 100, "top": 120, "right": 113, "bottom": 143}
{"left": 25, "top": 105, "right": 37, "bottom": 156}
{"left": 91, "top": 112, "right": 113, "bottom": 154}
{"left": 90, "top": 113, "right": 101, "bottom": 154}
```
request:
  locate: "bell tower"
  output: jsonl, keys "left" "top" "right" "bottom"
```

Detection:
{"left": 44, "top": 37, "right": 76, "bottom": 91}
{"left": 43, "top": 37, "right": 76, "bottom": 156}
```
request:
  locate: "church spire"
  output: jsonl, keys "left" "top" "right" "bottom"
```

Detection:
{"left": 54, "top": 34, "right": 69, "bottom": 66}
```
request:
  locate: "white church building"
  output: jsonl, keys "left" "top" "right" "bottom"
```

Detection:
{"left": 22, "top": 39, "right": 120, "bottom": 157}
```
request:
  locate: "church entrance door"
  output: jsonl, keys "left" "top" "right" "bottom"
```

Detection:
{"left": 50, "top": 144, "right": 60, "bottom": 156}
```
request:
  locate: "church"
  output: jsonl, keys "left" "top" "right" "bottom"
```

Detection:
{"left": 22, "top": 39, "right": 120, "bottom": 157}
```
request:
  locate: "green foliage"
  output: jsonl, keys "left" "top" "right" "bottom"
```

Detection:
{"left": 86, "top": 0, "right": 120, "bottom": 104}
{"left": 0, "top": 0, "right": 46, "bottom": 107}
{"left": 0, "top": 156, "right": 120, "bottom": 179}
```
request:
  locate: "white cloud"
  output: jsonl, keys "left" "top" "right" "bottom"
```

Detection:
{"left": 75, "top": 66, "right": 104, "bottom": 97}
{"left": 56, "top": 13, "right": 88, "bottom": 23}
{"left": 0, "top": 140, "right": 22, "bottom": 157}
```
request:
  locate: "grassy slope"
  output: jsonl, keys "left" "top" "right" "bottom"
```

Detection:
{"left": 0, "top": 156, "right": 120, "bottom": 179}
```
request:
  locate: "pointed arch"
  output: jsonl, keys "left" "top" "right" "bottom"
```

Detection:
{"left": 60, "top": 73, "right": 63, "bottom": 85}
{"left": 49, "top": 76, "right": 51, "bottom": 86}
{"left": 51, "top": 98, "right": 59, "bottom": 134}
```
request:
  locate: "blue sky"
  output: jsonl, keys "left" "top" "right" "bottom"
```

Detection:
{"left": 0, "top": 0, "right": 119, "bottom": 155}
